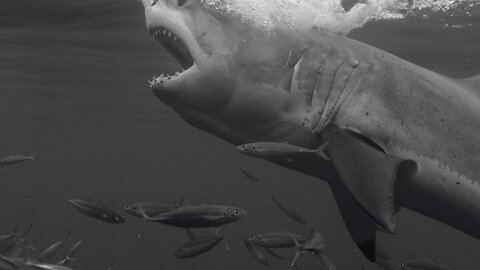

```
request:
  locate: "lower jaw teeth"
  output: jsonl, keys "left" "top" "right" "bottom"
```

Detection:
{"left": 149, "top": 71, "right": 183, "bottom": 87}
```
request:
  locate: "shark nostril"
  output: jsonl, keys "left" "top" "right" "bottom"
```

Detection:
{"left": 151, "top": 0, "right": 158, "bottom": 6}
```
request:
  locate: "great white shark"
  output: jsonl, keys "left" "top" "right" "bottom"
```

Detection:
{"left": 138, "top": 0, "right": 480, "bottom": 261}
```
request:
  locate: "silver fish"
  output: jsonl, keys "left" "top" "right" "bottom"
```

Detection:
{"left": 175, "top": 236, "right": 223, "bottom": 259}
{"left": 136, "top": 204, "right": 246, "bottom": 228}
{"left": 243, "top": 240, "right": 268, "bottom": 266}
{"left": 271, "top": 194, "right": 306, "bottom": 224}
{"left": 0, "top": 154, "right": 34, "bottom": 166}
{"left": 236, "top": 141, "right": 329, "bottom": 161}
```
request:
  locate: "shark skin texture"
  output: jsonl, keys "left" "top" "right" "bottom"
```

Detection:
{"left": 138, "top": 0, "right": 480, "bottom": 261}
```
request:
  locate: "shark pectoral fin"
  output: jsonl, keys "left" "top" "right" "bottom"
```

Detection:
{"left": 321, "top": 126, "right": 416, "bottom": 233}
{"left": 329, "top": 179, "right": 377, "bottom": 261}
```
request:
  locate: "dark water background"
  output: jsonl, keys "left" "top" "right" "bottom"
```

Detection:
{"left": 1, "top": 1, "right": 480, "bottom": 269}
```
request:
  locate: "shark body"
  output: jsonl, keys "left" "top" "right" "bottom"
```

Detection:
{"left": 138, "top": 0, "right": 480, "bottom": 261}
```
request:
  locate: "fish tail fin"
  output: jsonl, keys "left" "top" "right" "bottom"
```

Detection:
{"left": 24, "top": 234, "right": 37, "bottom": 252}
{"left": 291, "top": 250, "right": 301, "bottom": 267}
{"left": 21, "top": 222, "right": 34, "bottom": 238}
{"left": 59, "top": 238, "right": 84, "bottom": 266}
{"left": 135, "top": 203, "right": 153, "bottom": 222}
{"left": 290, "top": 236, "right": 303, "bottom": 267}
{"left": 315, "top": 141, "right": 330, "bottom": 160}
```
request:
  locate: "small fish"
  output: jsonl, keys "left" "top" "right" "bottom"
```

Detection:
{"left": 68, "top": 199, "right": 125, "bottom": 224}
{"left": 0, "top": 254, "right": 25, "bottom": 269}
{"left": 238, "top": 167, "right": 261, "bottom": 182}
{"left": 175, "top": 236, "right": 223, "bottom": 259}
{"left": 264, "top": 247, "right": 288, "bottom": 260}
{"left": 0, "top": 154, "right": 35, "bottom": 166}
{"left": 57, "top": 239, "right": 84, "bottom": 266}
{"left": 271, "top": 194, "right": 306, "bottom": 224}
{"left": 36, "top": 231, "right": 70, "bottom": 263}
{"left": 290, "top": 228, "right": 326, "bottom": 266}
{"left": 244, "top": 240, "right": 268, "bottom": 266}
{"left": 0, "top": 234, "right": 17, "bottom": 255}
{"left": 247, "top": 231, "right": 307, "bottom": 248}
{"left": 0, "top": 223, "right": 34, "bottom": 255}
{"left": 400, "top": 259, "right": 453, "bottom": 270}
{"left": 236, "top": 141, "right": 329, "bottom": 161}
{"left": 136, "top": 204, "right": 246, "bottom": 228}
{"left": 124, "top": 201, "right": 175, "bottom": 218}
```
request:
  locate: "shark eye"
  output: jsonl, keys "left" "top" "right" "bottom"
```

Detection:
{"left": 177, "top": 0, "right": 187, "bottom": 6}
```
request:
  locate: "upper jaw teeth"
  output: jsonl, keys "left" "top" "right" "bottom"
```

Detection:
{"left": 152, "top": 27, "right": 178, "bottom": 41}
{"left": 148, "top": 71, "right": 183, "bottom": 87}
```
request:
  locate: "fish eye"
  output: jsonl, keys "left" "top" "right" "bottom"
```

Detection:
{"left": 177, "top": 0, "right": 187, "bottom": 6}
{"left": 233, "top": 210, "right": 239, "bottom": 216}
{"left": 125, "top": 206, "right": 130, "bottom": 210}
{"left": 115, "top": 216, "right": 120, "bottom": 221}
{"left": 250, "top": 236, "right": 256, "bottom": 241}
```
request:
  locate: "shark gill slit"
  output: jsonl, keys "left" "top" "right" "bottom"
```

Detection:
{"left": 287, "top": 47, "right": 308, "bottom": 94}
{"left": 319, "top": 57, "right": 348, "bottom": 124}
{"left": 309, "top": 48, "right": 345, "bottom": 129}
{"left": 310, "top": 55, "right": 347, "bottom": 131}
{"left": 323, "top": 61, "right": 369, "bottom": 130}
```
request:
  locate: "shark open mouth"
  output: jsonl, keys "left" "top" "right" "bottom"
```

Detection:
{"left": 148, "top": 26, "right": 195, "bottom": 87}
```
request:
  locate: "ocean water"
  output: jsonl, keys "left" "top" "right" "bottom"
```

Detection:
{"left": 0, "top": 1, "right": 479, "bottom": 269}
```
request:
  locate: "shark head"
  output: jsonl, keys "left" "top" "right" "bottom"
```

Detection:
{"left": 140, "top": 0, "right": 328, "bottom": 147}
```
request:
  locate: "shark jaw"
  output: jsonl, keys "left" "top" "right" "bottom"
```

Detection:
{"left": 141, "top": 0, "right": 239, "bottom": 111}
{"left": 139, "top": 0, "right": 316, "bottom": 145}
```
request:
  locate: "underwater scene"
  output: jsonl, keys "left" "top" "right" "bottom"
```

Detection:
{"left": 1, "top": 0, "right": 480, "bottom": 269}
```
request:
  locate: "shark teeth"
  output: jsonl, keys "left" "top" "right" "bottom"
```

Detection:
{"left": 148, "top": 71, "right": 183, "bottom": 87}
{"left": 148, "top": 25, "right": 194, "bottom": 87}
{"left": 151, "top": 27, "right": 178, "bottom": 41}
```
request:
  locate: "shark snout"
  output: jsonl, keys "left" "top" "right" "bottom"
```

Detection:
{"left": 139, "top": 0, "right": 153, "bottom": 9}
